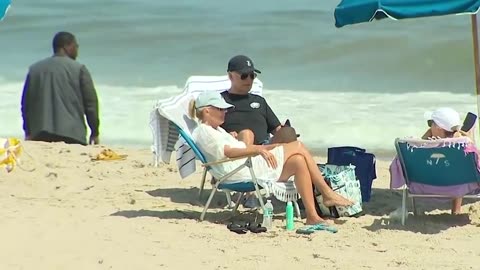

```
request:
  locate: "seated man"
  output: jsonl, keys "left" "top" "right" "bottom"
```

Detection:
{"left": 220, "top": 55, "right": 297, "bottom": 207}
{"left": 220, "top": 55, "right": 297, "bottom": 146}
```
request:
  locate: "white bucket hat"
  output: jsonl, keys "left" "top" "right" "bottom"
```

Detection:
{"left": 424, "top": 107, "right": 461, "bottom": 132}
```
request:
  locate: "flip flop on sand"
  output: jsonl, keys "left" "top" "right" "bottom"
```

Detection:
{"left": 227, "top": 223, "right": 249, "bottom": 234}
{"left": 296, "top": 223, "right": 338, "bottom": 235}
{"left": 227, "top": 222, "right": 267, "bottom": 234}
{"left": 246, "top": 223, "right": 267, "bottom": 233}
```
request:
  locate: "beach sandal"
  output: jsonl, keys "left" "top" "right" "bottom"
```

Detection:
{"left": 246, "top": 222, "right": 267, "bottom": 233}
{"left": 227, "top": 223, "right": 248, "bottom": 234}
{"left": 296, "top": 223, "right": 338, "bottom": 235}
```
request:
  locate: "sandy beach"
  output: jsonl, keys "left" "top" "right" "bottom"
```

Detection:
{"left": 1, "top": 141, "right": 479, "bottom": 270}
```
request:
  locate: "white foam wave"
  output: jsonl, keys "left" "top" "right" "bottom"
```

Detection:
{"left": 1, "top": 78, "right": 478, "bottom": 156}
{"left": 264, "top": 90, "right": 478, "bottom": 154}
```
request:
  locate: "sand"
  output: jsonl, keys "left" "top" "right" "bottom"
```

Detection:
{"left": 1, "top": 141, "right": 479, "bottom": 270}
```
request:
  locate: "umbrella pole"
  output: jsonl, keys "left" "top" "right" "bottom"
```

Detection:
{"left": 471, "top": 14, "right": 480, "bottom": 120}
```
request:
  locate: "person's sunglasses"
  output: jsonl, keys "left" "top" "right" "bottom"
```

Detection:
{"left": 240, "top": 72, "right": 257, "bottom": 80}
{"left": 427, "top": 120, "right": 433, "bottom": 127}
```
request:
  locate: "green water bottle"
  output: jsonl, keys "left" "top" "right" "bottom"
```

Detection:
{"left": 286, "top": 201, "right": 294, "bottom": 231}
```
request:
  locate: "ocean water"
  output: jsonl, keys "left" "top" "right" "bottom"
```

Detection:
{"left": 0, "top": 0, "right": 479, "bottom": 156}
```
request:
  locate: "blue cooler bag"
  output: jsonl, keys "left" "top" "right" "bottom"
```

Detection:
{"left": 327, "top": 146, "right": 376, "bottom": 202}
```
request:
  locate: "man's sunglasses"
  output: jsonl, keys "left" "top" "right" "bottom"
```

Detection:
{"left": 240, "top": 72, "right": 257, "bottom": 80}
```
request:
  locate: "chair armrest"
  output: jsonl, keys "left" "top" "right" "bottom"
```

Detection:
{"left": 202, "top": 155, "right": 256, "bottom": 167}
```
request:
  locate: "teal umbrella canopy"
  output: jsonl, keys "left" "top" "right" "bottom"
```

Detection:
{"left": 334, "top": 0, "right": 480, "bottom": 124}
{"left": 0, "top": 0, "right": 11, "bottom": 21}
{"left": 335, "top": 0, "right": 480, "bottom": 27}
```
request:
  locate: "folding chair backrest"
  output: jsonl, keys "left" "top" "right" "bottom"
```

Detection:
{"left": 176, "top": 125, "right": 208, "bottom": 164}
{"left": 395, "top": 139, "right": 480, "bottom": 186}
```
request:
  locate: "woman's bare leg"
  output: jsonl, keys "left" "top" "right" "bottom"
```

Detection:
{"left": 452, "top": 198, "right": 462, "bottom": 214}
{"left": 278, "top": 154, "right": 324, "bottom": 224}
{"left": 281, "top": 141, "right": 352, "bottom": 207}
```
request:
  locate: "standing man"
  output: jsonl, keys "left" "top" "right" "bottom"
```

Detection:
{"left": 21, "top": 31, "right": 100, "bottom": 145}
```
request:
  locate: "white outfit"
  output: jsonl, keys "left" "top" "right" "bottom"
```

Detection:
{"left": 192, "top": 123, "right": 284, "bottom": 184}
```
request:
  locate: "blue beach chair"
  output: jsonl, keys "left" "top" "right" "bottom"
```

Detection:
{"left": 177, "top": 125, "right": 301, "bottom": 221}
{"left": 394, "top": 138, "right": 480, "bottom": 225}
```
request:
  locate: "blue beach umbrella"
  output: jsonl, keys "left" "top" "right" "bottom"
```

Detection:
{"left": 0, "top": 0, "right": 11, "bottom": 21}
{"left": 334, "top": 0, "right": 480, "bottom": 116}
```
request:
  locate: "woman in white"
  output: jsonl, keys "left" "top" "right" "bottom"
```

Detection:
{"left": 190, "top": 91, "right": 352, "bottom": 225}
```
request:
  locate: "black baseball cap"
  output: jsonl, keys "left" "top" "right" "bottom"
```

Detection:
{"left": 227, "top": 55, "right": 261, "bottom": 74}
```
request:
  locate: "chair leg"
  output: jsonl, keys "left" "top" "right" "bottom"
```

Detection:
{"left": 247, "top": 161, "right": 265, "bottom": 210}
{"left": 198, "top": 168, "right": 208, "bottom": 200}
{"left": 200, "top": 186, "right": 217, "bottom": 221}
{"left": 254, "top": 186, "right": 265, "bottom": 210}
{"left": 401, "top": 188, "right": 407, "bottom": 226}
{"left": 293, "top": 200, "right": 301, "bottom": 219}
{"left": 232, "top": 192, "right": 244, "bottom": 216}
{"left": 412, "top": 197, "right": 418, "bottom": 216}
{"left": 225, "top": 192, "right": 233, "bottom": 208}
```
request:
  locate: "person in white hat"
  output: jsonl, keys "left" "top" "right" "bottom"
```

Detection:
{"left": 421, "top": 107, "right": 467, "bottom": 214}
{"left": 189, "top": 91, "right": 352, "bottom": 225}
{"left": 422, "top": 107, "right": 462, "bottom": 140}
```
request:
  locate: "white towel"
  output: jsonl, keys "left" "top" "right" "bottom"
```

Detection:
{"left": 175, "top": 136, "right": 196, "bottom": 178}
{"left": 149, "top": 75, "right": 263, "bottom": 179}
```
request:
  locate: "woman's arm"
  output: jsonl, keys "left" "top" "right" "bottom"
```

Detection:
{"left": 224, "top": 144, "right": 279, "bottom": 168}
{"left": 224, "top": 143, "right": 280, "bottom": 158}
{"left": 224, "top": 144, "right": 262, "bottom": 158}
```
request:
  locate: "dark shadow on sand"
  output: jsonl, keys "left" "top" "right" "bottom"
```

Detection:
{"left": 110, "top": 208, "right": 261, "bottom": 225}
{"left": 145, "top": 186, "right": 298, "bottom": 214}
{"left": 359, "top": 187, "right": 479, "bottom": 216}
{"left": 120, "top": 187, "right": 296, "bottom": 224}
{"left": 363, "top": 213, "right": 472, "bottom": 234}
{"left": 112, "top": 186, "right": 264, "bottom": 224}
{"left": 361, "top": 187, "right": 477, "bottom": 234}
{"left": 146, "top": 187, "right": 231, "bottom": 209}
{"left": 122, "top": 186, "right": 477, "bottom": 231}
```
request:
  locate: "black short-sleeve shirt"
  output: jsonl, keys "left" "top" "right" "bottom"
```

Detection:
{"left": 220, "top": 91, "right": 281, "bottom": 145}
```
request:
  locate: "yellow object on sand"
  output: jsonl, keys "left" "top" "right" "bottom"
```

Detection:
{"left": 0, "top": 138, "right": 23, "bottom": 173}
{"left": 92, "top": 149, "right": 127, "bottom": 161}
